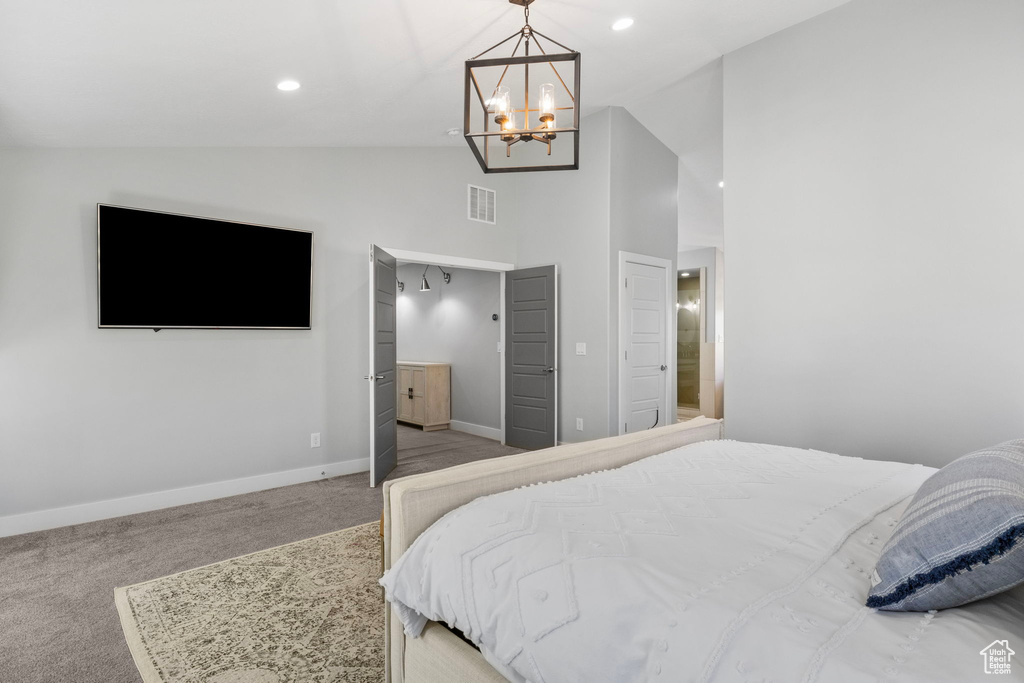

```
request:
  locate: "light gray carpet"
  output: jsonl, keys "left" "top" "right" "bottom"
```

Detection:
{"left": 0, "top": 426, "right": 523, "bottom": 683}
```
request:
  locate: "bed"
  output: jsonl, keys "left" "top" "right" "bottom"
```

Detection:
{"left": 380, "top": 418, "right": 1024, "bottom": 682}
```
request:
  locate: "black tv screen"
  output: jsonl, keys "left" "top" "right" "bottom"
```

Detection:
{"left": 97, "top": 204, "right": 313, "bottom": 329}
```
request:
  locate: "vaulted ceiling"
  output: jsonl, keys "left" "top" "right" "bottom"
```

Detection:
{"left": 0, "top": 0, "right": 851, "bottom": 147}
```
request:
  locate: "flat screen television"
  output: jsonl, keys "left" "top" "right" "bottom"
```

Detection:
{"left": 97, "top": 204, "right": 313, "bottom": 329}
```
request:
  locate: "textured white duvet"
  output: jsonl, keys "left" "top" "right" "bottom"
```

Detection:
{"left": 381, "top": 440, "right": 1024, "bottom": 682}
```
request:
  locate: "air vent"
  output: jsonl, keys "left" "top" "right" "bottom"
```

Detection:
{"left": 468, "top": 185, "right": 496, "bottom": 224}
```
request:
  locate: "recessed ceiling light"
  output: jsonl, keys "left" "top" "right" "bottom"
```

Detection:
{"left": 277, "top": 80, "right": 301, "bottom": 92}
{"left": 447, "top": 128, "right": 462, "bottom": 137}
{"left": 611, "top": 17, "right": 634, "bottom": 31}
{"left": 681, "top": 272, "right": 691, "bottom": 277}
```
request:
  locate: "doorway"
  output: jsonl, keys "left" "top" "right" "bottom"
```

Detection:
{"left": 677, "top": 269, "right": 702, "bottom": 420}
{"left": 367, "top": 247, "right": 559, "bottom": 486}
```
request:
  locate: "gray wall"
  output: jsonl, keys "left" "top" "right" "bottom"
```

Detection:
{"left": 395, "top": 263, "right": 501, "bottom": 431}
{"left": 626, "top": 59, "right": 724, "bottom": 252}
{"left": 515, "top": 109, "right": 613, "bottom": 443}
{"left": 515, "top": 107, "right": 680, "bottom": 442}
{"left": 0, "top": 147, "right": 518, "bottom": 517}
{"left": 607, "top": 107, "right": 680, "bottom": 431}
{"left": 724, "top": 0, "right": 1024, "bottom": 467}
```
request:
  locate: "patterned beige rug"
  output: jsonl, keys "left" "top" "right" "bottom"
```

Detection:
{"left": 115, "top": 522, "right": 383, "bottom": 683}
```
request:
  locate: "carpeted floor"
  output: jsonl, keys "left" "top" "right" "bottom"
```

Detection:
{"left": 0, "top": 426, "right": 523, "bottom": 683}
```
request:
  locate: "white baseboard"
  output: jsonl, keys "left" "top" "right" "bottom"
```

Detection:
{"left": 449, "top": 420, "right": 503, "bottom": 442}
{"left": 0, "top": 458, "right": 370, "bottom": 539}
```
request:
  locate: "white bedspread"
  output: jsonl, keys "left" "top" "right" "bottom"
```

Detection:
{"left": 381, "top": 440, "right": 1024, "bottom": 682}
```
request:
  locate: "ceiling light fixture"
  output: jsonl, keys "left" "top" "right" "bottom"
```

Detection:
{"left": 611, "top": 17, "right": 634, "bottom": 31}
{"left": 681, "top": 272, "right": 691, "bottom": 277}
{"left": 464, "top": 0, "right": 580, "bottom": 173}
{"left": 276, "top": 80, "right": 301, "bottom": 91}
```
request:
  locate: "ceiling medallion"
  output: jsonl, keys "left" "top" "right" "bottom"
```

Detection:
{"left": 464, "top": 0, "right": 580, "bottom": 173}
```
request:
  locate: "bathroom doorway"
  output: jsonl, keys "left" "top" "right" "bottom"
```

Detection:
{"left": 677, "top": 270, "right": 702, "bottom": 420}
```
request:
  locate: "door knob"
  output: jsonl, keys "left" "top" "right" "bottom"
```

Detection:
{"left": 660, "top": 364, "right": 667, "bottom": 371}
{"left": 364, "top": 374, "right": 384, "bottom": 381}
{"left": 546, "top": 367, "right": 555, "bottom": 373}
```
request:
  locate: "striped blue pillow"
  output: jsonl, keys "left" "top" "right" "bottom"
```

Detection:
{"left": 867, "top": 439, "right": 1024, "bottom": 611}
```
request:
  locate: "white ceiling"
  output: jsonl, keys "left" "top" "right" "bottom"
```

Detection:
{"left": 0, "top": 0, "right": 851, "bottom": 147}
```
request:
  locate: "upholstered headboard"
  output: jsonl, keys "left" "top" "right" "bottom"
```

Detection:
{"left": 382, "top": 417, "right": 724, "bottom": 683}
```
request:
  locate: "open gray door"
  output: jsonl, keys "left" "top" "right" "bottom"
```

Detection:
{"left": 367, "top": 244, "right": 397, "bottom": 487}
{"left": 505, "top": 265, "right": 557, "bottom": 450}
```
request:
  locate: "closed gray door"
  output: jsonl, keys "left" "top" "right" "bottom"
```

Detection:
{"left": 368, "top": 244, "right": 397, "bottom": 487}
{"left": 505, "top": 265, "right": 557, "bottom": 450}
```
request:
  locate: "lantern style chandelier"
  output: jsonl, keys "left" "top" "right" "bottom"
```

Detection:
{"left": 464, "top": 0, "right": 581, "bottom": 173}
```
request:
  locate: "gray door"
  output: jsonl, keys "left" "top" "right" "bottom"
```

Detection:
{"left": 368, "top": 244, "right": 397, "bottom": 487}
{"left": 505, "top": 265, "right": 557, "bottom": 450}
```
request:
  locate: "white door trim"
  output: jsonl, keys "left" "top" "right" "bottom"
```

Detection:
{"left": 617, "top": 251, "right": 674, "bottom": 435}
{"left": 381, "top": 247, "right": 514, "bottom": 444}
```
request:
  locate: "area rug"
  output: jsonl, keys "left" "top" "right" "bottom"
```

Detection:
{"left": 115, "top": 522, "right": 383, "bottom": 683}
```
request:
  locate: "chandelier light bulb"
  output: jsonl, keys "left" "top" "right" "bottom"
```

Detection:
{"left": 493, "top": 86, "right": 512, "bottom": 125}
{"left": 539, "top": 83, "right": 556, "bottom": 127}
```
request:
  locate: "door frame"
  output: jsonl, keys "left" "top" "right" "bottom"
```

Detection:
{"left": 617, "top": 250, "right": 674, "bottom": 435}
{"left": 382, "top": 247, "right": 515, "bottom": 444}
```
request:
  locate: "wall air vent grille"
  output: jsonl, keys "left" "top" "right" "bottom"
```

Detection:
{"left": 467, "top": 185, "right": 496, "bottom": 224}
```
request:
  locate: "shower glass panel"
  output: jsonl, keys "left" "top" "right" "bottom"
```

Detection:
{"left": 677, "top": 274, "right": 701, "bottom": 410}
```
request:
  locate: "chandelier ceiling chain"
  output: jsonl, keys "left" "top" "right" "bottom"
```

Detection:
{"left": 463, "top": 0, "right": 581, "bottom": 173}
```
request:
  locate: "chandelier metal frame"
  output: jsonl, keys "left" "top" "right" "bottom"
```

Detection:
{"left": 463, "top": 0, "right": 581, "bottom": 173}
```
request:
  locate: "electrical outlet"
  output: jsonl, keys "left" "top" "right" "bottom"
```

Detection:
{"left": 310, "top": 432, "right": 321, "bottom": 448}
{"left": 576, "top": 417, "right": 583, "bottom": 431}
{"left": 576, "top": 342, "right": 586, "bottom": 356}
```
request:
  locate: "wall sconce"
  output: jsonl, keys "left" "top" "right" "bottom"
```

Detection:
{"left": 397, "top": 277, "right": 405, "bottom": 292}
{"left": 420, "top": 265, "right": 452, "bottom": 292}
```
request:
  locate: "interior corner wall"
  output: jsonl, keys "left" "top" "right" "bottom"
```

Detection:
{"left": 724, "top": 0, "right": 1024, "bottom": 467}
{"left": 0, "top": 147, "right": 517, "bottom": 524}
{"left": 607, "top": 107, "right": 680, "bottom": 434}
{"left": 395, "top": 263, "right": 501, "bottom": 432}
{"left": 624, "top": 59, "right": 724, "bottom": 252}
{"left": 513, "top": 108, "right": 612, "bottom": 443}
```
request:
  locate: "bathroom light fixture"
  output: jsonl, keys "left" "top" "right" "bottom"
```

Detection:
{"left": 277, "top": 80, "right": 301, "bottom": 91}
{"left": 611, "top": 17, "right": 634, "bottom": 31}
{"left": 464, "top": 0, "right": 581, "bottom": 173}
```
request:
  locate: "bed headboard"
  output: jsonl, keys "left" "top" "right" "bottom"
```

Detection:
{"left": 382, "top": 417, "right": 724, "bottom": 682}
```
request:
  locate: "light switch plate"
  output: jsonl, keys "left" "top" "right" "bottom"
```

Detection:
{"left": 310, "top": 433, "right": 321, "bottom": 448}
{"left": 575, "top": 342, "right": 586, "bottom": 356}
